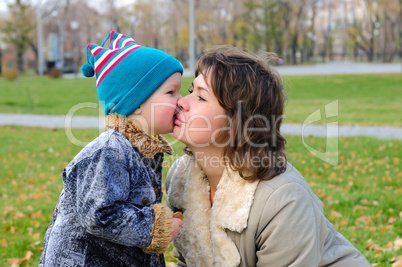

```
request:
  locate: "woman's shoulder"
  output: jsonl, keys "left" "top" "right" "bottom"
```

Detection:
{"left": 258, "top": 163, "right": 310, "bottom": 191}
{"left": 249, "top": 163, "right": 324, "bottom": 232}
{"left": 256, "top": 162, "right": 322, "bottom": 209}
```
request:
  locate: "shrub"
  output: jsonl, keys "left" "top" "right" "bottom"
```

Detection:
{"left": 4, "top": 70, "right": 17, "bottom": 80}
{"left": 47, "top": 67, "right": 62, "bottom": 78}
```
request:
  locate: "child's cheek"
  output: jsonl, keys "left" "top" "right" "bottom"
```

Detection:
{"left": 155, "top": 106, "right": 175, "bottom": 122}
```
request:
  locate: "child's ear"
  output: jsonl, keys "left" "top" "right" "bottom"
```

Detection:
{"left": 134, "top": 106, "right": 142, "bottom": 115}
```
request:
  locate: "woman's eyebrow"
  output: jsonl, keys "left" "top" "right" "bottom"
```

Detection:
{"left": 192, "top": 82, "right": 210, "bottom": 95}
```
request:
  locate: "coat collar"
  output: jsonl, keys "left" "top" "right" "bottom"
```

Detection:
{"left": 167, "top": 155, "right": 259, "bottom": 266}
{"left": 105, "top": 113, "right": 173, "bottom": 158}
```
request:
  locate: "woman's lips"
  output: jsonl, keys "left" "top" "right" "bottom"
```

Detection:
{"left": 174, "top": 114, "right": 185, "bottom": 126}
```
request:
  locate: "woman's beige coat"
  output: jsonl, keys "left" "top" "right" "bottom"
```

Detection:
{"left": 166, "top": 155, "right": 370, "bottom": 267}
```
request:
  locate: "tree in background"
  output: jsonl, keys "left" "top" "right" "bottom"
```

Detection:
{"left": 348, "top": 0, "right": 401, "bottom": 62}
{"left": 0, "top": 0, "right": 400, "bottom": 74}
{"left": 0, "top": 0, "right": 35, "bottom": 74}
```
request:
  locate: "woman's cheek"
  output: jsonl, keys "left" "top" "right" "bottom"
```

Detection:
{"left": 184, "top": 117, "right": 220, "bottom": 146}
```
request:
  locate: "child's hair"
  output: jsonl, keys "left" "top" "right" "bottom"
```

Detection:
{"left": 195, "top": 45, "right": 287, "bottom": 181}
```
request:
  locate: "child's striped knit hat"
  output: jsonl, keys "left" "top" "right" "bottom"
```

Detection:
{"left": 81, "top": 31, "right": 183, "bottom": 116}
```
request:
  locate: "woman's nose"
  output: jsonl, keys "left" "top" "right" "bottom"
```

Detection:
{"left": 177, "top": 95, "right": 189, "bottom": 111}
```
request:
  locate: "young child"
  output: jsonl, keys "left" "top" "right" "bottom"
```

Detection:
{"left": 39, "top": 31, "right": 183, "bottom": 266}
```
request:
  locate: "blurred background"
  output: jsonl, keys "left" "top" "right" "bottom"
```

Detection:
{"left": 0, "top": 0, "right": 401, "bottom": 78}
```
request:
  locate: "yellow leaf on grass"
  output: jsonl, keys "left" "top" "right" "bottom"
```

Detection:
{"left": 340, "top": 218, "right": 349, "bottom": 226}
{"left": 19, "top": 192, "right": 28, "bottom": 200}
{"left": 355, "top": 215, "right": 374, "bottom": 226}
{"left": 360, "top": 199, "right": 368, "bottom": 205}
{"left": 31, "top": 192, "right": 43, "bottom": 200}
{"left": 32, "top": 233, "right": 40, "bottom": 240}
{"left": 0, "top": 239, "right": 8, "bottom": 247}
{"left": 13, "top": 211, "right": 25, "bottom": 219}
{"left": 329, "top": 210, "right": 343, "bottom": 220}
{"left": 392, "top": 237, "right": 402, "bottom": 250}
{"left": 20, "top": 250, "right": 33, "bottom": 264}
{"left": 388, "top": 215, "right": 397, "bottom": 224}
{"left": 374, "top": 249, "right": 383, "bottom": 257}
{"left": 10, "top": 226, "right": 17, "bottom": 233}
{"left": 393, "top": 158, "right": 400, "bottom": 165}
{"left": 28, "top": 210, "right": 42, "bottom": 219}
{"left": 365, "top": 242, "right": 380, "bottom": 250}
{"left": 7, "top": 258, "right": 20, "bottom": 264}
{"left": 18, "top": 151, "right": 25, "bottom": 159}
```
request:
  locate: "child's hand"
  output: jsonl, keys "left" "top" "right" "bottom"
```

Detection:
{"left": 171, "top": 216, "right": 183, "bottom": 241}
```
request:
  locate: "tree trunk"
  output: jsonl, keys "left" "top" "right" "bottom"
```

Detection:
{"left": 29, "top": 41, "right": 38, "bottom": 74}
{"left": 17, "top": 42, "right": 25, "bottom": 74}
{"left": 399, "top": 0, "right": 402, "bottom": 59}
{"left": 0, "top": 49, "right": 2, "bottom": 75}
{"left": 291, "top": 34, "right": 298, "bottom": 64}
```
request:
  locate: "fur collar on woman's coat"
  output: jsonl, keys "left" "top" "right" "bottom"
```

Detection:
{"left": 166, "top": 155, "right": 259, "bottom": 266}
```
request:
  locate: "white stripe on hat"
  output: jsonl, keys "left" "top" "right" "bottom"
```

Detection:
{"left": 121, "top": 37, "right": 134, "bottom": 48}
{"left": 90, "top": 47, "right": 103, "bottom": 69}
{"left": 112, "top": 34, "right": 124, "bottom": 49}
{"left": 95, "top": 49, "right": 116, "bottom": 69}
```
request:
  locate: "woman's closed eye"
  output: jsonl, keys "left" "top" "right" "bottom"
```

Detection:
{"left": 188, "top": 87, "right": 206, "bottom": 101}
{"left": 197, "top": 94, "right": 206, "bottom": 102}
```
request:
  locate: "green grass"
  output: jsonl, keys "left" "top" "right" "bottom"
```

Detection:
{"left": 0, "top": 73, "right": 401, "bottom": 125}
{"left": 0, "top": 126, "right": 400, "bottom": 266}
{"left": 282, "top": 74, "right": 402, "bottom": 126}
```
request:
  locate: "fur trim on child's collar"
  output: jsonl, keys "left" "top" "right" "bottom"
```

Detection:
{"left": 105, "top": 113, "right": 173, "bottom": 158}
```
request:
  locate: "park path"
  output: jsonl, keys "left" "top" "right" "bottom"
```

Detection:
{"left": 2, "top": 62, "right": 401, "bottom": 139}
{"left": 274, "top": 61, "right": 401, "bottom": 76}
{"left": 0, "top": 113, "right": 401, "bottom": 140}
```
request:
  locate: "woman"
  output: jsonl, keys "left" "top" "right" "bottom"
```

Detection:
{"left": 166, "top": 45, "right": 370, "bottom": 266}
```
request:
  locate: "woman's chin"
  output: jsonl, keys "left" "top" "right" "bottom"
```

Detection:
{"left": 172, "top": 126, "right": 182, "bottom": 139}
{"left": 173, "top": 126, "right": 189, "bottom": 144}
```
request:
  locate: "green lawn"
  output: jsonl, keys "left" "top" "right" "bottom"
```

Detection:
{"left": 0, "top": 72, "right": 401, "bottom": 266}
{"left": 282, "top": 74, "right": 402, "bottom": 126}
{"left": 0, "top": 73, "right": 401, "bottom": 126}
{"left": 0, "top": 126, "right": 400, "bottom": 266}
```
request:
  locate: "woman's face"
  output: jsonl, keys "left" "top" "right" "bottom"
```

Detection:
{"left": 173, "top": 73, "right": 228, "bottom": 148}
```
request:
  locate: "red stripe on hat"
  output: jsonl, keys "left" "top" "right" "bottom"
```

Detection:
{"left": 96, "top": 45, "right": 143, "bottom": 90}
{"left": 95, "top": 49, "right": 119, "bottom": 73}
{"left": 115, "top": 34, "right": 127, "bottom": 49}
{"left": 95, "top": 42, "right": 138, "bottom": 73}
{"left": 122, "top": 40, "right": 136, "bottom": 48}
{"left": 92, "top": 46, "right": 104, "bottom": 57}
{"left": 109, "top": 30, "right": 116, "bottom": 49}
{"left": 87, "top": 43, "right": 97, "bottom": 49}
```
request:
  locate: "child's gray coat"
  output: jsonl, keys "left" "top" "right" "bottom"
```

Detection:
{"left": 40, "top": 114, "right": 174, "bottom": 267}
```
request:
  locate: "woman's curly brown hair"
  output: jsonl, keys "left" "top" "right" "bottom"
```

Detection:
{"left": 193, "top": 45, "right": 287, "bottom": 181}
